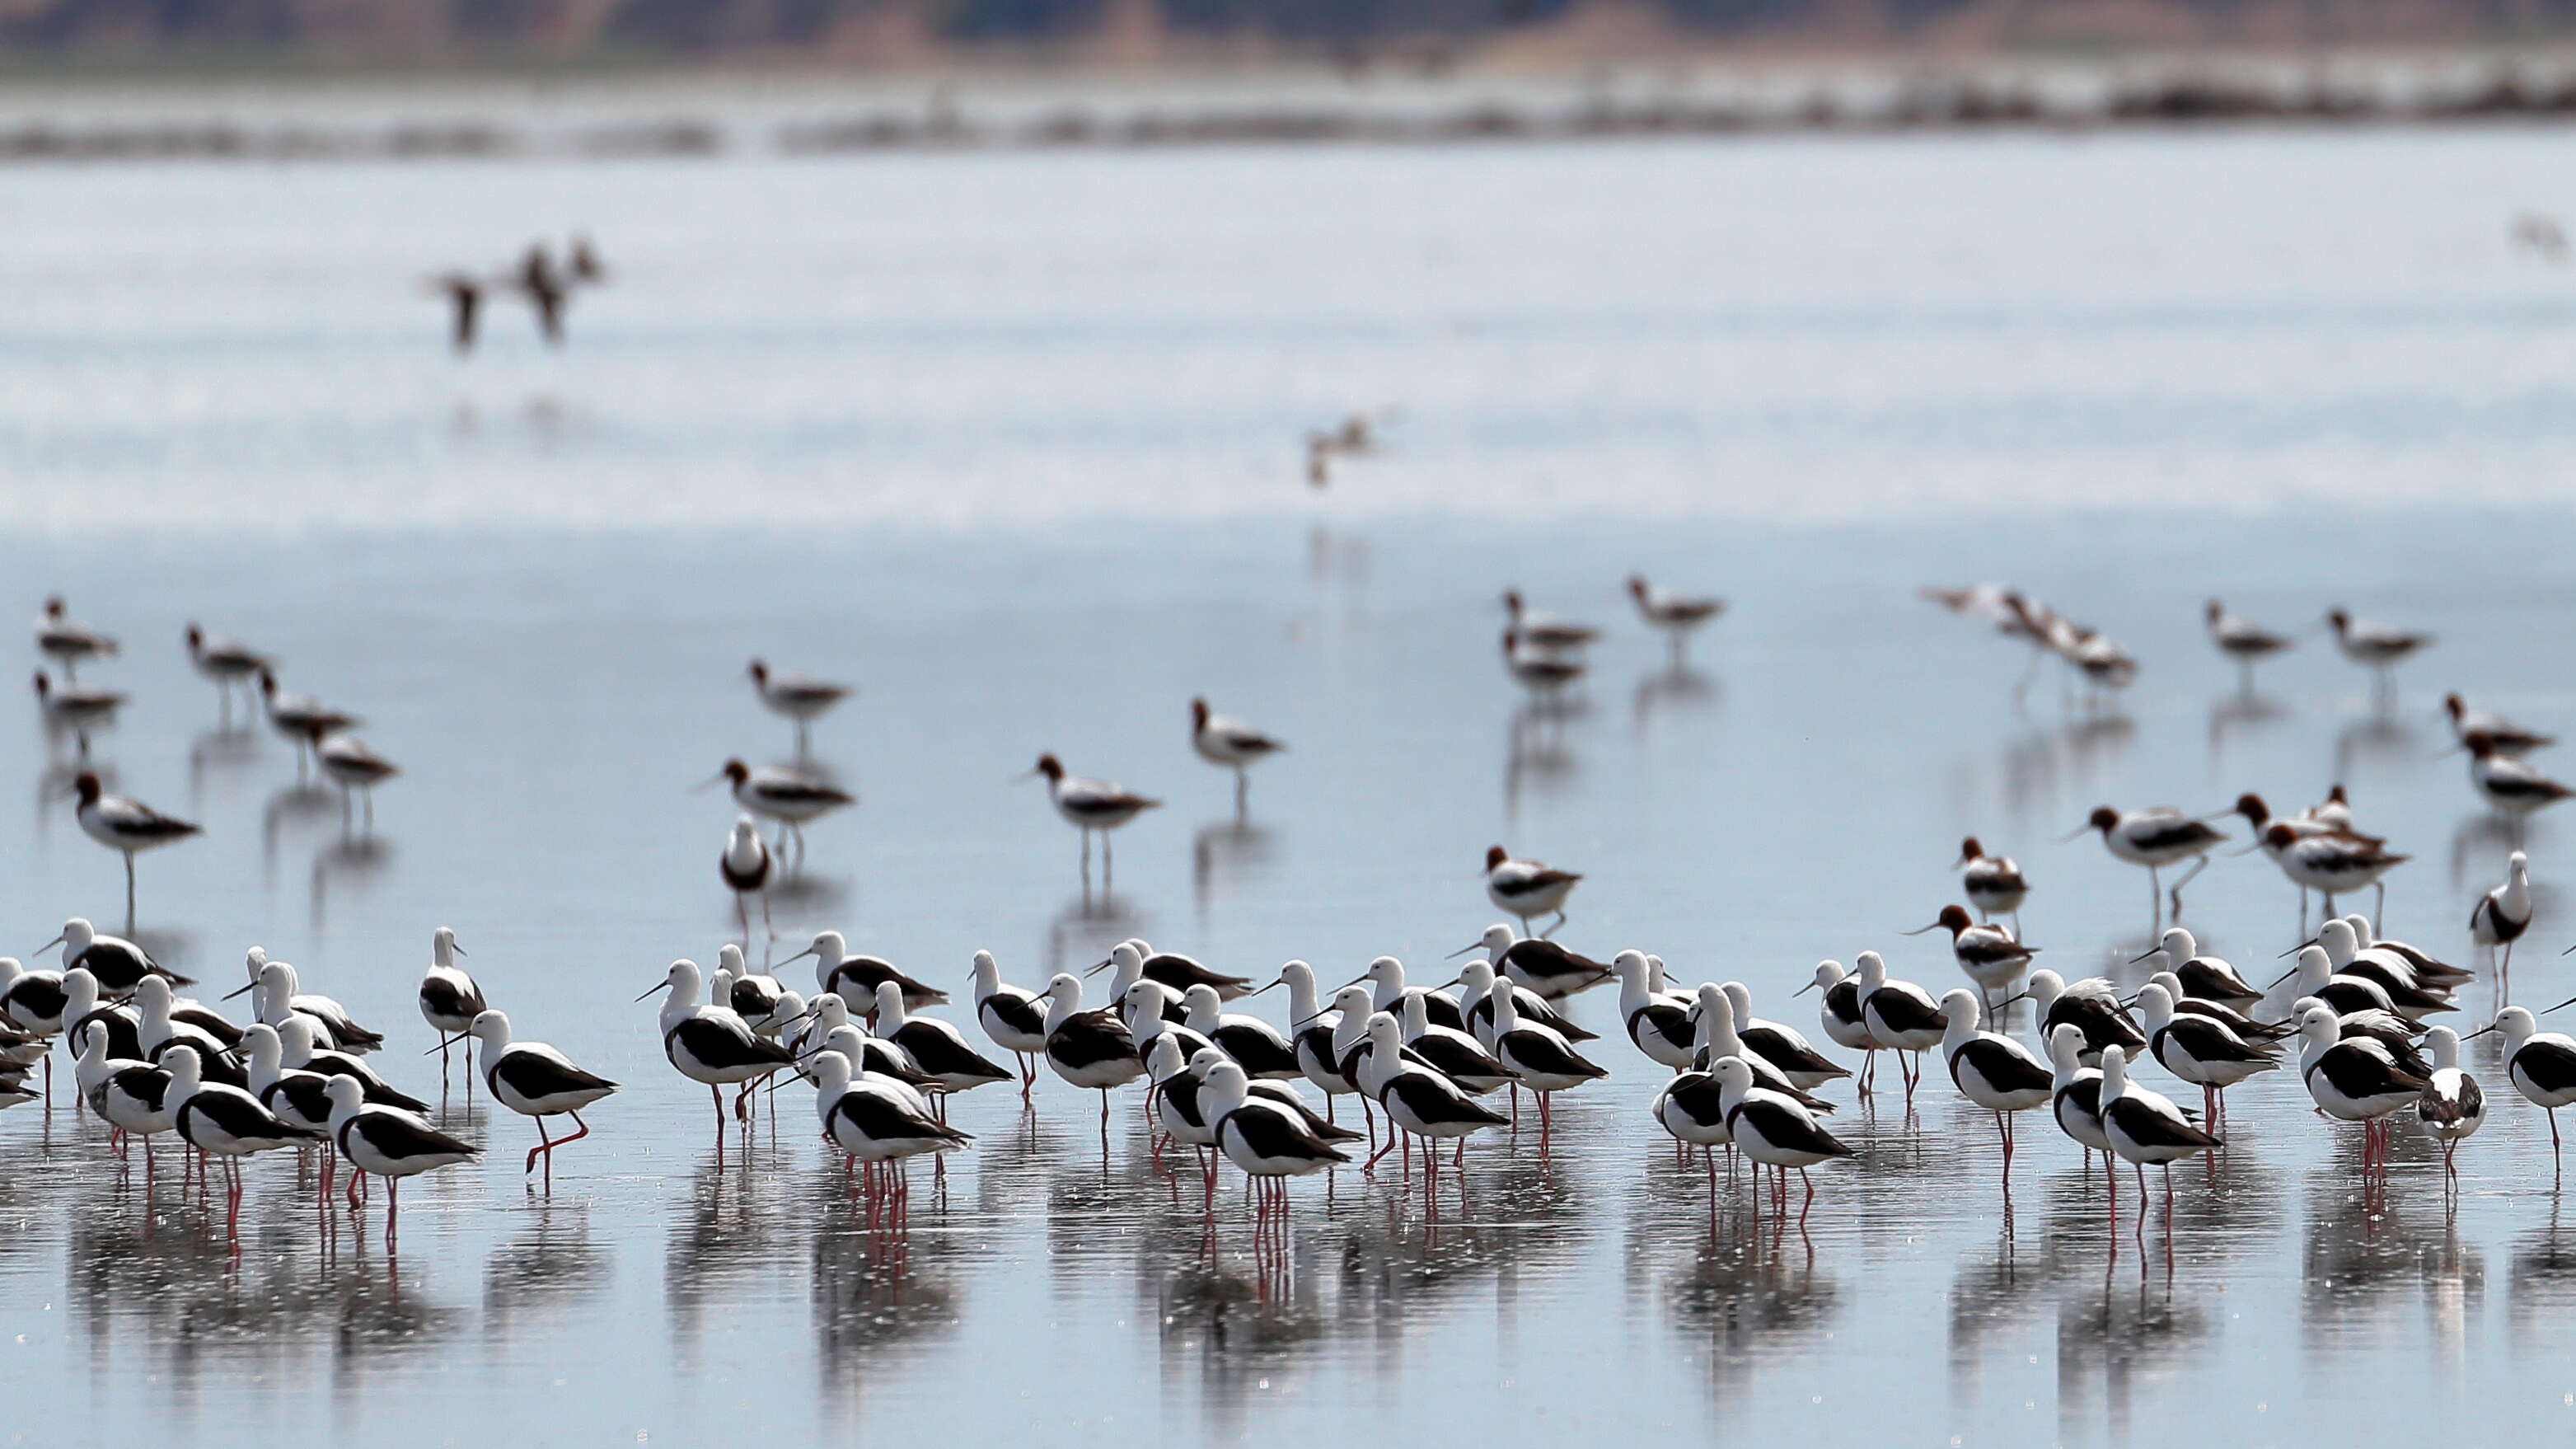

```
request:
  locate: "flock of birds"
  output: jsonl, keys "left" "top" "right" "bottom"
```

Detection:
{"left": 424, "top": 237, "right": 607, "bottom": 353}
{"left": 7, "top": 574, "right": 2574, "bottom": 1255}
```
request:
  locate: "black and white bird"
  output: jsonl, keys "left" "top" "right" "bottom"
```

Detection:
{"left": 1462, "top": 922, "right": 1613, "bottom": 1003}
{"left": 71, "top": 774, "right": 199, "bottom": 932}
{"left": 2471, "top": 851, "right": 2535, "bottom": 993}
{"left": 232, "top": 953, "right": 384, "bottom": 1053}
{"left": 91, "top": 1036, "right": 179, "bottom": 1178}
{"left": 1204, "top": 1057, "right": 1347, "bottom": 1217}
{"left": 1500, "top": 630, "right": 1585, "bottom": 700}
{"left": 1126, "top": 982, "right": 1215, "bottom": 1066}
{"left": 788, "top": 931, "right": 948, "bottom": 1012}
{"left": 1905, "top": 903, "right": 2036, "bottom": 1011}
{"left": 970, "top": 949, "right": 1047, "bottom": 1103}
{"left": 2262, "top": 824, "right": 2407, "bottom": 930}
{"left": 326, "top": 1073, "right": 480, "bottom": 1244}
{"left": 1796, "top": 960, "right": 1878, "bottom": 1091}
{"left": 166, "top": 1044, "right": 321, "bottom": 1233}
{"left": 2465, "top": 732, "right": 2574, "bottom": 823}
{"left": 746, "top": 659, "right": 850, "bottom": 757}
{"left": 1938, "top": 989, "right": 2054, "bottom": 1189}
{"left": 1482, "top": 848, "right": 1581, "bottom": 937}
{"left": 1274, "top": 963, "right": 1362, "bottom": 1114}
{"left": 2447, "top": 694, "right": 2554, "bottom": 755}
{"left": 36, "top": 596, "right": 116, "bottom": 679}
{"left": 2332, "top": 914, "right": 2472, "bottom": 990}
{"left": 1037, "top": 973, "right": 1145, "bottom": 1137}
{"left": 278, "top": 1015, "right": 429, "bottom": 1112}
{"left": 316, "top": 734, "right": 398, "bottom": 830}
{"left": 40, "top": 917, "right": 188, "bottom": 998}
{"left": 2131, "top": 926, "right": 2265, "bottom": 1010}
{"left": 1688, "top": 985, "right": 1832, "bottom": 1111}
{"left": 2070, "top": 804, "right": 2227, "bottom": 933}
{"left": 2416, "top": 1025, "right": 2485, "bottom": 1189}
{"left": 1651, "top": 1064, "right": 1735, "bottom": 1192}
{"left": 133, "top": 977, "right": 244, "bottom": 1083}
{"left": 2135, "top": 982, "right": 2276, "bottom": 1133}
{"left": 2325, "top": 607, "right": 2430, "bottom": 693}
{"left": 449, "top": 1009, "right": 617, "bottom": 1183}
{"left": 1487, "top": 982, "right": 1609, "bottom": 1149}
{"left": 257, "top": 670, "right": 358, "bottom": 771}
{"left": 2297, "top": 1005, "right": 2430, "bottom": 1173}
{"left": 2204, "top": 598, "right": 2293, "bottom": 690}
{"left": 1614, "top": 950, "right": 1694, "bottom": 1069}
{"left": 1353, "top": 1015, "right": 1506, "bottom": 1175}
{"left": 2478, "top": 1003, "right": 2576, "bottom": 1171}
{"left": 1028, "top": 754, "right": 1159, "bottom": 884}
{"left": 419, "top": 926, "right": 487, "bottom": 1083}
{"left": 1953, "top": 837, "right": 2028, "bottom": 930}
{"left": 32, "top": 670, "right": 122, "bottom": 751}
{"left": 1113, "top": 939, "right": 1258, "bottom": 1001}
{"left": 0, "top": 957, "right": 70, "bottom": 1040}
{"left": 240, "top": 1022, "right": 342, "bottom": 1201}
{"left": 1501, "top": 589, "right": 1599, "bottom": 651}
{"left": 1453, "top": 958, "right": 1595, "bottom": 1044}
{"left": 1189, "top": 697, "right": 1285, "bottom": 812}
{"left": 1395, "top": 992, "right": 1512, "bottom": 1094}
{"left": 641, "top": 958, "right": 793, "bottom": 1141}
{"left": 2096, "top": 1045, "right": 2220, "bottom": 1235}
{"left": 1351, "top": 953, "right": 1467, "bottom": 1034}
{"left": 1626, "top": 575, "right": 1723, "bottom": 663}
{"left": 712, "top": 759, "right": 852, "bottom": 867}
{"left": 874, "top": 980, "right": 1012, "bottom": 1107}
{"left": 2047, "top": 1025, "right": 2113, "bottom": 1202}
{"left": 1853, "top": 950, "right": 1946, "bottom": 1104}
{"left": 1183, "top": 982, "right": 1300, "bottom": 1081}
{"left": 805, "top": 1048, "right": 971, "bottom": 1196}
{"left": 2138, "top": 968, "right": 2287, "bottom": 1043}
{"left": 1721, "top": 980, "right": 1850, "bottom": 1091}
{"left": 720, "top": 816, "right": 773, "bottom": 945}
{"left": 185, "top": 624, "right": 270, "bottom": 724}
{"left": 1710, "top": 1055, "right": 1853, "bottom": 1221}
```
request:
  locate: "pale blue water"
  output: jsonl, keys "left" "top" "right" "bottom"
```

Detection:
{"left": 2, "top": 119, "right": 2575, "bottom": 1448}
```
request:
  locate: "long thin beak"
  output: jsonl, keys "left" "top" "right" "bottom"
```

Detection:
{"left": 634, "top": 982, "right": 668, "bottom": 1002}
{"left": 2543, "top": 995, "right": 2576, "bottom": 1016}
{"left": 1443, "top": 941, "right": 1482, "bottom": 959}
{"left": 2265, "top": 967, "right": 2296, "bottom": 987}
{"left": 2275, "top": 939, "right": 2317, "bottom": 959}
{"left": 1082, "top": 959, "right": 1112, "bottom": 978}
{"left": 452, "top": 944, "right": 467, "bottom": 958}
{"left": 1435, "top": 975, "right": 1464, "bottom": 990}
{"left": 424, "top": 1034, "right": 466, "bottom": 1057}
{"left": 31, "top": 934, "right": 62, "bottom": 956}
{"left": 1292, "top": 1010, "right": 1328, "bottom": 1029}
{"left": 780, "top": 946, "right": 817, "bottom": 967}
{"left": 2563, "top": 942, "right": 2576, "bottom": 956}
{"left": 1792, "top": 981, "right": 1817, "bottom": 997}
{"left": 1898, "top": 921, "right": 1941, "bottom": 936}
{"left": 2463, "top": 1024, "right": 2499, "bottom": 1041}
{"left": 2053, "top": 825, "right": 2091, "bottom": 843}
{"left": 1991, "top": 992, "right": 2030, "bottom": 1010}
{"left": 2127, "top": 948, "right": 2161, "bottom": 964}
{"left": 220, "top": 982, "right": 253, "bottom": 1001}
{"left": 1335, "top": 975, "right": 1366, "bottom": 991}
{"left": 691, "top": 772, "right": 726, "bottom": 792}
{"left": 1246, "top": 979, "right": 1281, "bottom": 998}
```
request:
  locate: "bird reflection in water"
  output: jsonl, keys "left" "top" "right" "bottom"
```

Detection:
{"left": 2205, "top": 689, "right": 2289, "bottom": 767}
{"left": 1662, "top": 1227, "right": 1839, "bottom": 1423}
{"left": 2054, "top": 1261, "right": 2209, "bottom": 1446}
{"left": 2334, "top": 711, "right": 2419, "bottom": 784}
{"left": 1503, "top": 701, "right": 1581, "bottom": 823}
{"left": 810, "top": 1183, "right": 963, "bottom": 1426}
{"left": 1631, "top": 663, "right": 1719, "bottom": 740}
{"left": 482, "top": 1207, "right": 612, "bottom": 1333}
{"left": 1155, "top": 1242, "right": 1330, "bottom": 1441}
{"left": 262, "top": 780, "right": 340, "bottom": 883}
{"left": 1047, "top": 891, "right": 1141, "bottom": 973}
{"left": 1306, "top": 525, "right": 1370, "bottom": 589}
{"left": 1192, "top": 816, "right": 1276, "bottom": 922}
{"left": 310, "top": 833, "right": 396, "bottom": 931}
{"left": 186, "top": 724, "right": 260, "bottom": 814}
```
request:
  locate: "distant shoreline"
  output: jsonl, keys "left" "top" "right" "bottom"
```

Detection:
{"left": 2, "top": 51, "right": 2572, "bottom": 162}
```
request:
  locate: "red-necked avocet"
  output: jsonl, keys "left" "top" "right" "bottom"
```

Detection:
{"left": 1953, "top": 837, "right": 2028, "bottom": 931}
{"left": 185, "top": 623, "right": 270, "bottom": 724}
{"left": 1904, "top": 903, "right": 2036, "bottom": 1012}
{"left": 317, "top": 734, "right": 398, "bottom": 832}
{"left": 1626, "top": 576, "right": 1724, "bottom": 663}
{"left": 257, "top": 670, "right": 358, "bottom": 773}
{"left": 746, "top": 659, "right": 850, "bottom": 757}
{"left": 719, "top": 817, "right": 772, "bottom": 945}
{"left": 1482, "top": 849, "right": 1582, "bottom": 939}
{"left": 2067, "top": 804, "right": 2227, "bottom": 935}
{"left": 710, "top": 759, "right": 851, "bottom": 870}
{"left": 2446, "top": 694, "right": 2554, "bottom": 754}
{"left": 1501, "top": 589, "right": 1599, "bottom": 651}
{"left": 2464, "top": 731, "right": 2574, "bottom": 829}
{"left": 2416, "top": 1025, "right": 2485, "bottom": 1190}
{"left": 2260, "top": 823, "right": 2407, "bottom": 931}
{"left": 1026, "top": 754, "right": 1159, "bottom": 886}
{"left": 1938, "top": 989, "right": 2052, "bottom": 1189}
{"left": 1189, "top": 698, "right": 1284, "bottom": 814}
{"left": 2325, "top": 607, "right": 2432, "bottom": 698}
{"left": 2204, "top": 599, "right": 2293, "bottom": 691}
{"left": 71, "top": 774, "right": 198, "bottom": 935}
{"left": 2096, "top": 1044, "right": 2219, "bottom": 1236}
{"left": 37, "top": 596, "right": 116, "bottom": 680}
{"left": 33, "top": 670, "right": 121, "bottom": 753}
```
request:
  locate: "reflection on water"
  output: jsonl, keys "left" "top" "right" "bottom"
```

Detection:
{"left": 1192, "top": 817, "right": 1276, "bottom": 920}
{"left": 1631, "top": 664, "right": 1719, "bottom": 739}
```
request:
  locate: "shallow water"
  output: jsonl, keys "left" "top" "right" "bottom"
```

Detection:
{"left": 4, "top": 120, "right": 2576, "bottom": 1448}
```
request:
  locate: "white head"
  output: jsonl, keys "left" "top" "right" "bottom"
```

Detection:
{"left": 2047, "top": 1022, "right": 2087, "bottom": 1078}
{"left": 1939, "top": 988, "right": 1981, "bottom": 1047}
{"left": 2135, "top": 982, "right": 2176, "bottom": 1032}
{"left": 1722, "top": 982, "right": 1754, "bottom": 1023}
{"left": 1454, "top": 960, "right": 1498, "bottom": 1003}
{"left": 1121, "top": 979, "right": 1169, "bottom": 1024}
{"left": 646, "top": 959, "right": 703, "bottom": 1029}
{"left": 808, "top": 993, "right": 851, "bottom": 1037}
{"left": 2292, "top": 945, "right": 2332, "bottom": 992}
{"left": 2340, "top": 914, "right": 2373, "bottom": 945}
{"left": 2157, "top": 926, "right": 2197, "bottom": 963}
{"left": 1646, "top": 954, "right": 1670, "bottom": 994}
{"left": 1183, "top": 984, "right": 1224, "bottom": 1032}
{"left": 239, "top": 1022, "right": 282, "bottom": 1078}
{"left": 432, "top": 926, "right": 462, "bottom": 967}
{"left": 874, "top": 980, "right": 909, "bottom": 1030}
{"left": 971, "top": 950, "right": 1001, "bottom": 995}
{"left": 1366, "top": 1012, "right": 1403, "bottom": 1053}
{"left": 803, "top": 931, "right": 850, "bottom": 992}
{"left": 1804, "top": 959, "right": 1845, "bottom": 995}
{"left": 1146, "top": 1033, "right": 1187, "bottom": 1082}
{"left": 323, "top": 1073, "right": 366, "bottom": 1120}
{"left": 1104, "top": 942, "right": 1147, "bottom": 994}
{"left": 1854, "top": 951, "right": 1886, "bottom": 989}
{"left": 466, "top": 1009, "right": 512, "bottom": 1051}
{"left": 2494, "top": 1006, "right": 2541, "bottom": 1048}
{"left": 1042, "top": 973, "right": 1084, "bottom": 1007}
{"left": 1201, "top": 1058, "right": 1251, "bottom": 1116}
{"left": 161, "top": 1043, "right": 204, "bottom": 1104}
{"left": 1400, "top": 992, "right": 1431, "bottom": 1038}
{"left": 1277, "top": 960, "right": 1319, "bottom": 1018}
{"left": 0, "top": 958, "right": 17, "bottom": 990}
{"left": 134, "top": 973, "right": 173, "bottom": 1020}
{"left": 278, "top": 1014, "right": 319, "bottom": 1067}
{"left": 2317, "top": 919, "right": 2359, "bottom": 967}
{"left": 1479, "top": 923, "right": 1515, "bottom": 956}
{"left": 719, "top": 943, "right": 747, "bottom": 977}
{"left": 63, "top": 967, "right": 100, "bottom": 1021}
{"left": 710, "top": 964, "right": 738, "bottom": 1004}
{"left": 2509, "top": 851, "right": 2531, "bottom": 880}
{"left": 1489, "top": 978, "right": 1521, "bottom": 1033}
{"left": 2097, "top": 1044, "right": 2129, "bottom": 1100}
{"left": 1361, "top": 956, "right": 1405, "bottom": 1001}
{"left": 2297, "top": 1005, "right": 2342, "bottom": 1049}
{"left": 2149, "top": 970, "right": 2186, "bottom": 1001}
{"left": 1613, "top": 950, "right": 1651, "bottom": 998}
{"left": 2425, "top": 1025, "right": 2461, "bottom": 1072}
{"left": 2025, "top": 969, "right": 2064, "bottom": 1011}
{"left": 59, "top": 918, "right": 96, "bottom": 956}
{"left": 1709, "top": 1055, "right": 1755, "bottom": 1098}
{"left": 808, "top": 1048, "right": 854, "bottom": 1095}
{"left": 1187, "top": 1046, "right": 1229, "bottom": 1079}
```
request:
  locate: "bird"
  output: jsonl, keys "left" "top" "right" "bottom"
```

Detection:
{"left": 1183, "top": 983, "right": 1301, "bottom": 1081}
{"left": 35, "top": 596, "right": 116, "bottom": 679}
{"left": 2096, "top": 1045, "right": 2220, "bottom": 1236}
{"left": 1113, "top": 939, "right": 1258, "bottom": 1001}
{"left": 1485, "top": 982, "right": 1608, "bottom": 1151}
{"left": 1482, "top": 849, "right": 1582, "bottom": 938}
{"left": 2230, "top": 794, "right": 2357, "bottom": 930}
{"left": 1090, "top": 945, "right": 1186, "bottom": 1027}
{"left": 803, "top": 1049, "right": 972, "bottom": 1210}
{"left": 1204, "top": 1058, "right": 1347, "bottom": 1220}
{"left": 1037, "top": 973, "right": 1146, "bottom": 1142}
{"left": 1501, "top": 589, "right": 1599, "bottom": 651}
{"left": 2261, "top": 824, "right": 2407, "bottom": 931}
{"left": 182, "top": 626, "right": 271, "bottom": 729}
{"left": 38, "top": 916, "right": 188, "bottom": 998}
{"left": 326, "top": 1073, "right": 480, "bottom": 1245}
{"left": 425, "top": 270, "right": 483, "bottom": 351}
{"left": 2138, "top": 968, "right": 2288, "bottom": 1043}
{"left": 2446, "top": 694, "right": 2553, "bottom": 755}
{"left": 2476, "top": 1002, "right": 2576, "bottom": 1173}
{"left": 229, "top": 953, "right": 383, "bottom": 1054}
{"left": 508, "top": 243, "right": 569, "bottom": 345}
{"left": 71, "top": 773, "right": 199, "bottom": 934}
{"left": 569, "top": 235, "right": 607, "bottom": 283}
{"left": 1614, "top": 950, "right": 1695, "bottom": 1069}
{"left": 165, "top": 1044, "right": 322, "bottom": 1236}
{"left": 2047, "top": 1024, "right": 2116, "bottom": 1210}
{"left": 1395, "top": 992, "right": 1511, "bottom": 1094}
{"left": 32, "top": 670, "right": 122, "bottom": 752}
{"left": 317, "top": 735, "right": 398, "bottom": 832}
{"left": 1459, "top": 923, "right": 1613, "bottom": 1004}
{"left": 90, "top": 1035, "right": 179, "bottom": 1185}
{"left": 1189, "top": 698, "right": 1284, "bottom": 814}
{"left": 1939, "top": 990, "right": 2054, "bottom": 1190}
{"left": 1500, "top": 630, "right": 1585, "bottom": 701}
{"left": 1651, "top": 1064, "right": 1735, "bottom": 1195}
{"left": 875, "top": 981, "right": 1013, "bottom": 1107}
{"left": 275, "top": 1015, "right": 425, "bottom": 1112}
{"left": 1026, "top": 754, "right": 1159, "bottom": 887}
{"left": 1354, "top": 1015, "right": 1507, "bottom": 1175}
{"left": 2473, "top": 851, "right": 2534, "bottom": 994}
{"left": 2203, "top": 599, "right": 2293, "bottom": 690}
{"left": 1688, "top": 986, "right": 1832, "bottom": 1112}
{"left": 2130, "top": 926, "right": 2265, "bottom": 1011}
{"left": 2134, "top": 982, "right": 2275, "bottom": 1133}
{"left": 2309, "top": 920, "right": 2457, "bottom": 1020}
{"left": 970, "top": 950, "right": 1047, "bottom": 1104}
{"left": 710, "top": 759, "right": 852, "bottom": 869}
{"left": 1953, "top": 837, "right": 2028, "bottom": 931}
{"left": 718, "top": 815, "right": 774, "bottom": 947}
{"left": 257, "top": 670, "right": 359, "bottom": 773}
{"left": 445, "top": 1009, "right": 616, "bottom": 1186}
{"left": 1796, "top": 959, "right": 1880, "bottom": 1094}
{"left": 2416, "top": 1025, "right": 2485, "bottom": 1189}
{"left": 2463, "top": 732, "right": 2574, "bottom": 824}
{"left": 1904, "top": 903, "right": 2036, "bottom": 1011}
{"left": 2297, "top": 1005, "right": 2430, "bottom": 1175}
{"left": 1350, "top": 954, "right": 1467, "bottom": 1034}
{"left": 1852, "top": 950, "right": 1946, "bottom": 1105}
{"left": 2021, "top": 969, "right": 2146, "bottom": 1067}
{"left": 2325, "top": 607, "right": 2431, "bottom": 698}
{"left": 1452, "top": 956, "right": 1595, "bottom": 1043}
{"left": 1710, "top": 1056, "right": 1852, "bottom": 1222}
{"left": 2068, "top": 805, "right": 2227, "bottom": 934}
{"left": 746, "top": 659, "right": 850, "bottom": 757}
{"left": 786, "top": 931, "right": 948, "bottom": 1012}
{"left": 239, "top": 1023, "right": 342, "bottom": 1203}
{"left": 639, "top": 959, "right": 794, "bottom": 1146}
{"left": 1625, "top": 576, "right": 1723, "bottom": 662}
{"left": 1721, "top": 980, "right": 1849, "bottom": 1091}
